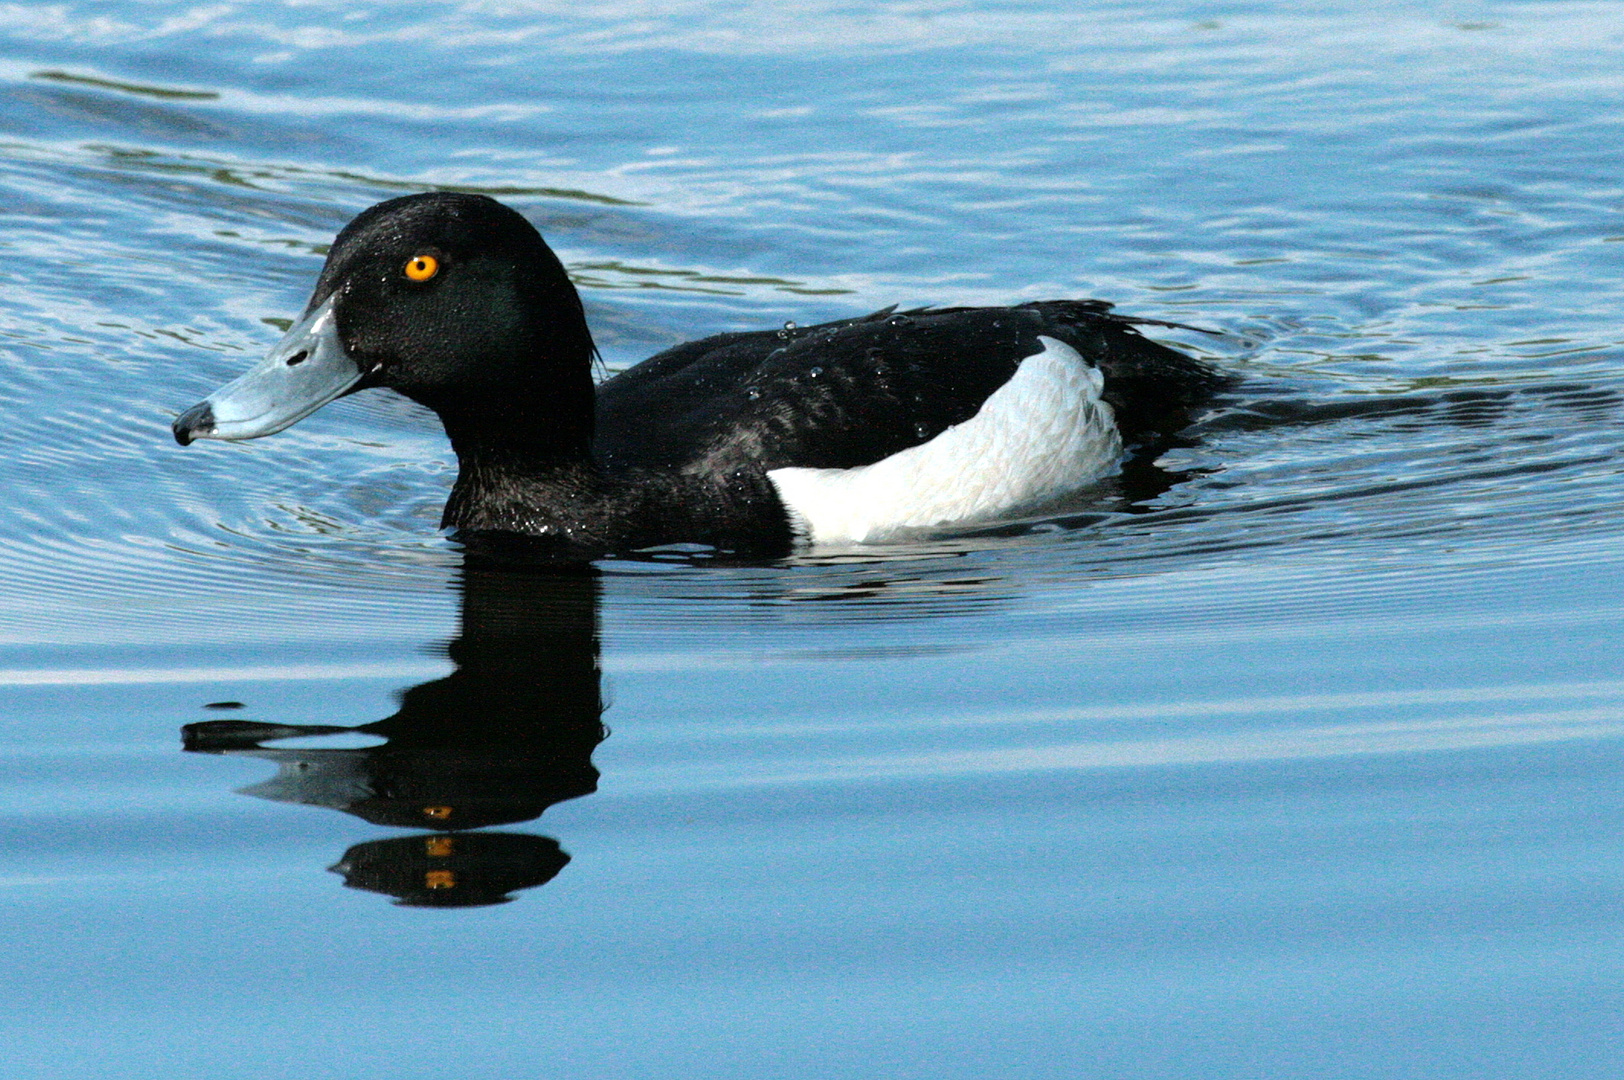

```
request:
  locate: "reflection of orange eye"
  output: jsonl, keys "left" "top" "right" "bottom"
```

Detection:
{"left": 404, "top": 254, "right": 439, "bottom": 281}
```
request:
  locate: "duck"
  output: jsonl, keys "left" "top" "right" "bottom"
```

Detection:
{"left": 173, "top": 192, "right": 1227, "bottom": 555}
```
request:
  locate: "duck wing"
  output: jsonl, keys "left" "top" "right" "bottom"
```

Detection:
{"left": 593, "top": 301, "right": 1222, "bottom": 478}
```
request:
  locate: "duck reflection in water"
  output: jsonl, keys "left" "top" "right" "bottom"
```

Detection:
{"left": 183, "top": 549, "right": 607, "bottom": 907}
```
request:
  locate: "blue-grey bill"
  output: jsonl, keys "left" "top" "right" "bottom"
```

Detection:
{"left": 172, "top": 296, "right": 361, "bottom": 445}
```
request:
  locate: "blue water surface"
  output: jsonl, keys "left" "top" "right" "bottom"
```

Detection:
{"left": 3, "top": 2, "right": 1624, "bottom": 1077}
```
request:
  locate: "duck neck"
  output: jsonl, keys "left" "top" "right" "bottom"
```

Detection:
{"left": 435, "top": 375, "right": 594, "bottom": 457}
{"left": 441, "top": 421, "right": 609, "bottom": 537}
{"left": 421, "top": 257, "right": 601, "bottom": 496}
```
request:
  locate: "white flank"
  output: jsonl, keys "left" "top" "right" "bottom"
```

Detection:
{"left": 768, "top": 335, "right": 1122, "bottom": 544}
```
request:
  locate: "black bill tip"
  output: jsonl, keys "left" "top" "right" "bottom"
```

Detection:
{"left": 172, "top": 401, "right": 215, "bottom": 446}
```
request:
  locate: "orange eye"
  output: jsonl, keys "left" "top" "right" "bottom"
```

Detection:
{"left": 404, "top": 254, "right": 439, "bottom": 281}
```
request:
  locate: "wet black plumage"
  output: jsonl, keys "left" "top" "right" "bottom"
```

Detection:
{"left": 596, "top": 300, "right": 1226, "bottom": 478}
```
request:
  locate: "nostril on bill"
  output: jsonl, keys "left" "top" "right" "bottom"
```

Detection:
{"left": 286, "top": 350, "right": 309, "bottom": 367}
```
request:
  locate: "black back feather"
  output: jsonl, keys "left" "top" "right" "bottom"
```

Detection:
{"left": 594, "top": 300, "right": 1226, "bottom": 479}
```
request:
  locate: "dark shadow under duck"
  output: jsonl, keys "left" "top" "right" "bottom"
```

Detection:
{"left": 173, "top": 192, "right": 1228, "bottom": 555}
{"left": 182, "top": 553, "right": 603, "bottom": 906}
